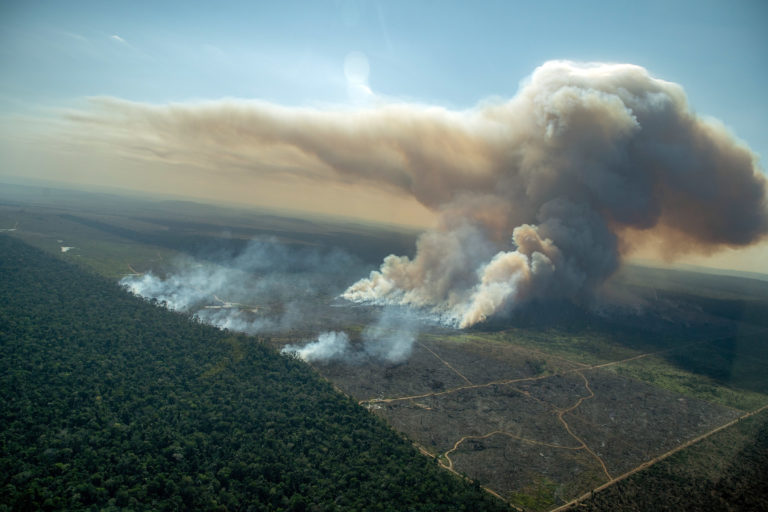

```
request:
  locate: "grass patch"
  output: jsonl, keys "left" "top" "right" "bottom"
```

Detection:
{"left": 493, "top": 328, "right": 643, "bottom": 366}
{"left": 64, "top": 240, "right": 176, "bottom": 279}
{"left": 607, "top": 355, "right": 768, "bottom": 411}
{"left": 508, "top": 476, "right": 558, "bottom": 511}
{"left": 12, "top": 229, "right": 176, "bottom": 280}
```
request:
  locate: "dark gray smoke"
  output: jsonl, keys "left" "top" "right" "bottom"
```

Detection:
{"left": 342, "top": 62, "right": 768, "bottom": 325}
{"left": 75, "top": 61, "right": 768, "bottom": 326}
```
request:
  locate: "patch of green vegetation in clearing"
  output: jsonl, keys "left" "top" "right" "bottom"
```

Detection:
{"left": 508, "top": 476, "right": 559, "bottom": 511}
{"left": 422, "top": 332, "right": 559, "bottom": 376}
{"left": 490, "top": 328, "right": 643, "bottom": 366}
{"left": 606, "top": 355, "right": 768, "bottom": 411}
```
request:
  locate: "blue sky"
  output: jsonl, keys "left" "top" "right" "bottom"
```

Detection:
{"left": 1, "top": 0, "right": 766, "bottom": 160}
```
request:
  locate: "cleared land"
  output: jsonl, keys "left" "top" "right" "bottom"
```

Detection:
{"left": 3, "top": 183, "right": 767, "bottom": 511}
{"left": 558, "top": 407, "right": 768, "bottom": 511}
{"left": 308, "top": 327, "right": 759, "bottom": 510}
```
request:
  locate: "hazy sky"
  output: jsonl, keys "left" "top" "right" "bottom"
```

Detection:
{"left": 1, "top": 0, "right": 767, "bottom": 272}
{"left": 2, "top": 2, "right": 766, "bottom": 132}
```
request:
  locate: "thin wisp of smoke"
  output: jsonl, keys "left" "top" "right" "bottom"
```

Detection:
{"left": 73, "top": 61, "right": 768, "bottom": 327}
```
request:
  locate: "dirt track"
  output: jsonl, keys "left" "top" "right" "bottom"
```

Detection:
{"left": 353, "top": 336, "right": 758, "bottom": 509}
{"left": 550, "top": 401, "right": 768, "bottom": 512}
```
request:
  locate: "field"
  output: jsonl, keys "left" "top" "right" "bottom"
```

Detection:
{"left": 3, "top": 182, "right": 768, "bottom": 511}
{"left": 308, "top": 325, "right": 763, "bottom": 510}
{"left": 570, "top": 406, "right": 768, "bottom": 511}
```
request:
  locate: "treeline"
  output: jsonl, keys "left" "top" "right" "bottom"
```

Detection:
{"left": 0, "top": 235, "right": 508, "bottom": 511}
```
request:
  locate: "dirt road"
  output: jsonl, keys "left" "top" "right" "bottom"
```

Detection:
{"left": 550, "top": 402, "right": 768, "bottom": 512}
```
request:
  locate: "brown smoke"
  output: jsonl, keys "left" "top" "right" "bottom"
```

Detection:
{"left": 65, "top": 61, "right": 768, "bottom": 326}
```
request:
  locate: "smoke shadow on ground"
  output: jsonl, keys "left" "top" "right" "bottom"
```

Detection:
{"left": 465, "top": 266, "right": 768, "bottom": 396}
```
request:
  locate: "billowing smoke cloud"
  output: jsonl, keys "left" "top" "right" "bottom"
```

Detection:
{"left": 282, "top": 307, "right": 419, "bottom": 363}
{"left": 73, "top": 61, "right": 768, "bottom": 326}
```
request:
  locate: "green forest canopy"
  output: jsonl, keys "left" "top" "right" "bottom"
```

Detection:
{"left": 0, "top": 235, "right": 509, "bottom": 511}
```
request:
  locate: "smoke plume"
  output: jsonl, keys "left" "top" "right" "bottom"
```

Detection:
{"left": 73, "top": 61, "right": 768, "bottom": 326}
{"left": 120, "top": 239, "right": 368, "bottom": 334}
{"left": 281, "top": 308, "right": 419, "bottom": 363}
{"left": 361, "top": 307, "right": 418, "bottom": 362}
{"left": 282, "top": 331, "right": 352, "bottom": 363}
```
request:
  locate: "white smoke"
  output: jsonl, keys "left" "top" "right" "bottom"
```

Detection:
{"left": 280, "top": 307, "right": 419, "bottom": 363}
{"left": 121, "top": 262, "right": 245, "bottom": 312}
{"left": 119, "top": 239, "right": 367, "bottom": 334}
{"left": 120, "top": 238, "right": 427, "bottom": 362}
{"left": 340, "top": 63, "right": 768, "bottom": 326}
{"left": 71, "top": 61, "right": 768, "bottom": 327}
{"left": 361, "top": 307, "right": 418, "bottom": 362}
{"left": 282, "top": 331, "right": 351, "bottom": 362}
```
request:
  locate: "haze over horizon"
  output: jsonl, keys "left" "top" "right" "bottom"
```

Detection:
{"left": 1, "top": 0, "right": 767, "bottom": 275}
